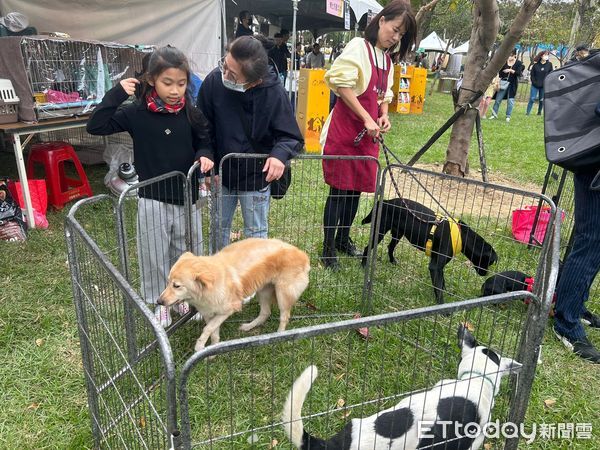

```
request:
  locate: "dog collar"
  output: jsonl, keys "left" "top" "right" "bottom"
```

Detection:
{"left": 425, "top": 216, "right": 462, "bottom": 257}
{"left": 458, "top": 370, "right": 497, "bottom": 391}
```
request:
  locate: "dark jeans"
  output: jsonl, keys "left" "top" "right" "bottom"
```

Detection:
{"left": 554, "top": 171, "right": 600, "bottom": 340}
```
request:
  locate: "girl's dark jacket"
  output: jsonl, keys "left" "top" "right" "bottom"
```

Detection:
{"left": 529, "top": 60, "right": 553, "bottom": 88}
{"left": 87, "top": 83, "right": 213, "bottom": 205}
{"left": 197, "top": 67, "right": 303, "bottom": 191}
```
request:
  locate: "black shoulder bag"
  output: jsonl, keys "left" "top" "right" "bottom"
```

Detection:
{"left": 234, "top": 102, "right": 292, "bottom": 200}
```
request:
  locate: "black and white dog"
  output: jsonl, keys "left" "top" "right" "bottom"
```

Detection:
{"left": 282, "top": 325, "right": 521, "bottom": 450}
{"left": 361, "top": 198, "right": 498, "bottom": 303}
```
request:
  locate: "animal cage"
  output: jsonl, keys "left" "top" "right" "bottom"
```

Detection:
{"left": 65, "top": 155, "right": 561, "bottom": 449}
{"left": 0, "top": 36, "right": 152, "bottom": 122}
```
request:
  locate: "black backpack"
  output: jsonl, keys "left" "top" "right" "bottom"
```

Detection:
{"left": 544, "top": 50, "right": 600, "bottom": 172}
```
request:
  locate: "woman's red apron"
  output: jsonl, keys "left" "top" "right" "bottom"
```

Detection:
{"left": 322, "top": 40, "right": 391, "bottom": 193}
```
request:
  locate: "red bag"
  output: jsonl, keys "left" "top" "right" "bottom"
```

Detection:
{"left": 511, "top": 205, "right": 564, "bottom": 245}
{"left": 8, "top": 179, "right": 49, "bottom": 228}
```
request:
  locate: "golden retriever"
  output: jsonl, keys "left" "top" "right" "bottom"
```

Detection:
{"left": 158, "top": 238, "right": 310, "bottom": 352}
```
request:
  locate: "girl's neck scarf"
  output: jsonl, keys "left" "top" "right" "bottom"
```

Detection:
{"left": 146, "top": 89, "right": 185, "bottom": 113}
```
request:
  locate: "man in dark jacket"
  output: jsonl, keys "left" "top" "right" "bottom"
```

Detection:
{"left": 197, "top": 36, "right": 303, "bottom": 248}
{"left": 268, "top": 33, "right": 290, "bottom": 84}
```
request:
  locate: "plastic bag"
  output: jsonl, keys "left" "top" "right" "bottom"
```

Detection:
{"left": 8, "top": 179, "right": 48, "bottom": 229}
{"left": 0, "top": 179, "right": 27, "bottom": 241}
{"left": 512, "top": 205, "right": 564, "bottom": 245}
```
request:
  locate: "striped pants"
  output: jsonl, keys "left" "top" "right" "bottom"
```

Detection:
{"left": 554, "top": 171, "right": 600, "bottom": 340}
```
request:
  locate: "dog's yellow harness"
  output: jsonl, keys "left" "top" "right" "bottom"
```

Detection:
{"left": 425, "top": 216, "right": 462, "bottom": 257}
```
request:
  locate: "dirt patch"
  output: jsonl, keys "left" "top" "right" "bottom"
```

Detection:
{"left": 380, "top": 163, "right": 546, "bottom": 219}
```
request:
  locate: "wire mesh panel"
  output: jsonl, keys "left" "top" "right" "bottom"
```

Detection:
{"left": 364, "top": 164, "right": 557, "bottom": 315}
{"left": 217, "top": 154, "right": 381, "bottom": 325}
{"left": 65, "top": 196, "right": 179, "bottom": 449}
{"left": 178, "top": 292, "right": 549, "bottom": 450}
{"left": 66, "top": 157, "right": 561, "bottom": 449}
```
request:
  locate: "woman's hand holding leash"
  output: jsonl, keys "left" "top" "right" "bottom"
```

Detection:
{"left": 263, "top": 157, "right": 285, "bottom": 182}
{"left": 119, "top": 78, "right": 140, "bottom": 96}
{"left": 377, "top": 114, "right": 391, "bottom": 132}
{"left": 364, "top": 117, "right": 381, "bottom": 139}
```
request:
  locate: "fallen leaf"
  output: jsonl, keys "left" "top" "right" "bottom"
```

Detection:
{"left": 484, "top": 443, "right": 493, "bottom": 450}
{"left": 139, "top": 416, "right": 146, "bottom": 428}
{"left": 354, "top": 313, "right": 371, "bottom": 340}
{"left": 27, "top": 403, "right": 40, "bottom": 411}
{"left": 335, "top": 372, "right": 345, "bottom": 381}
{"left": 304, "top": 301, "right": 318, "bottom": 311}
{"left": 462, "top": 321, "right": 475, "bottom": 332}
{"left": 268, "top": 438, "right": 278, "bottom": 448}
{"left": 544, "top": 398, "right": 556, "bottom": 408}
{"left": 35, "top": 338, "right": 44, "bottom": 347}
{"left": 336, "top": 398, "right": 345, "bottom": 408}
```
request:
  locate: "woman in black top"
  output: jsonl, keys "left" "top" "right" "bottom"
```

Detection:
{"left": 527, "top": 50, "right": 553, "bottom": 115}
{"left": 490, "top": 50, "right": 524, "bottom": 122}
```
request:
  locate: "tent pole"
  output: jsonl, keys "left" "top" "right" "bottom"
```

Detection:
{"left": 289, "top": 0, "right": 300, "bottom": 101}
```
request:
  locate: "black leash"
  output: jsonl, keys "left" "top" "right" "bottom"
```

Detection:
{"left": 354, "top": 129, "right": 453, "bottom": 224}
{"left": 353, "top": 89, "right": 486, "bottom": 224}
{"left": 406, "top": 90, "right": 484, "bottom": 168}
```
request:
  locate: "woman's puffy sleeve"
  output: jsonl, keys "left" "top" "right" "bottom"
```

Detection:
{"left": 384, "top": 59, "right": 395, "bottom": 103}
{"left": 324, "top": 38, "right": 366, "bottom": 96}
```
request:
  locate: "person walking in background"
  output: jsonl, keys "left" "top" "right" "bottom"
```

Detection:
{"left": 479, "top": 74, "right": 499, "bottom": 119}
{"left": 526, "top": 50, "right": 553, "bottom": 115}
{"left": 87, "top": 46, "right": 214, "bottom": 327}
{"left": 490, "top": 49, "right": 524, "bottom": 122}
{"left": 294, "top": 42, "right": 304, "bottom": 70}
{"left": 305, "top": 42, "right": 325, "bottom": 69}
{"left": 234, "top": 10, "right": 253, "bottom": 38}
{"left": 268, "top": 33, "right": 291, "bottom": 83}
{"left": 197, "top": 36, "right": 303, "bottom": 249}
{"left": 319, "top": 0, "right": 417, "bottom": 270}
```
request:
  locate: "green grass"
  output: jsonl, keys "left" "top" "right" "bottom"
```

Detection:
{"left": 1, "top": 87, "right": 599, "bottom": 449}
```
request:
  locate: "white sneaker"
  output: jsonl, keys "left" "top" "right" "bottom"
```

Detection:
{"left": 506, "top": 117, "right": 511, "bottom": 122}
{"left": 489, "top": 114, "right": 497, "bottom": 120}
{"left": 154, "top": 305, "right": 172, "bottom": 327}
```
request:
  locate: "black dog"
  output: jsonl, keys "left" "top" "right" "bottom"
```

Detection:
{"left": 362, "top": 198, "right": 498, "bottom": 303}
{"left": 481, "top": 271, "right": 530, "bottom": 297}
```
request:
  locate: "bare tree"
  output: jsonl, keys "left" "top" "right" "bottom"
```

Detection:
{"left": 443, "top": 0, "right": 544, "bottom": 176}
{"left": 568, "top": 0, "right": 599, "bottom": 50}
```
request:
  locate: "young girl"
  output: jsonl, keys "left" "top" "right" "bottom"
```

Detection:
{"left": 319, "top": 0, "right": 417, "bottom": 269}
{"left": 87, "top": 46, "right": 214, "bottom": 326}
{"left": 480, "top": 75, "right": 499, "bottom": 119}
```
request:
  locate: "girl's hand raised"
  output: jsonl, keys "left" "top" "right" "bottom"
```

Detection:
{"left": 119, "top": 78, "right": 140, "bottom": 96}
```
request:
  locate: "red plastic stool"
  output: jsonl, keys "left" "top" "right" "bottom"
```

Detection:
{"left": 26, "top": 141, "right": 92, "bottom": 209}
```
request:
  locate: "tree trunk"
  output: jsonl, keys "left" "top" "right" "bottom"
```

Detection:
{"left": 443, "top": 0, "right": 543, "bottom": 176}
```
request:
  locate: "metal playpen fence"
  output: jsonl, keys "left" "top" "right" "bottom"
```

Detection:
{"left": 65, "top": 154, "right": 561, "bottom": 449}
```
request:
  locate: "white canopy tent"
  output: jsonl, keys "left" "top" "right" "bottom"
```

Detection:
{"left": 452, "top": 41, "right": 469, "bottom": 54}
{"left": 349, "top": 0, "right": 383, "bottom": 21}
{"left": 1, "top": 0, "right": 223, "bottom": 77}
{"left": 419, "top": 31, "right": 451, "bottom": 53}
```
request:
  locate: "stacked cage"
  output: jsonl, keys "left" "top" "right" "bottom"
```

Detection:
{"left": 19, "top": 37, "right": 152, "bottom": 120}
{"left": 65, "top": 155, "right": 561, "bottom": 449}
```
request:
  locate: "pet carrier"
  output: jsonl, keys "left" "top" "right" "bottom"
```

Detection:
{"left": 0, "top": 78, "right": 19, "bottom": 124}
